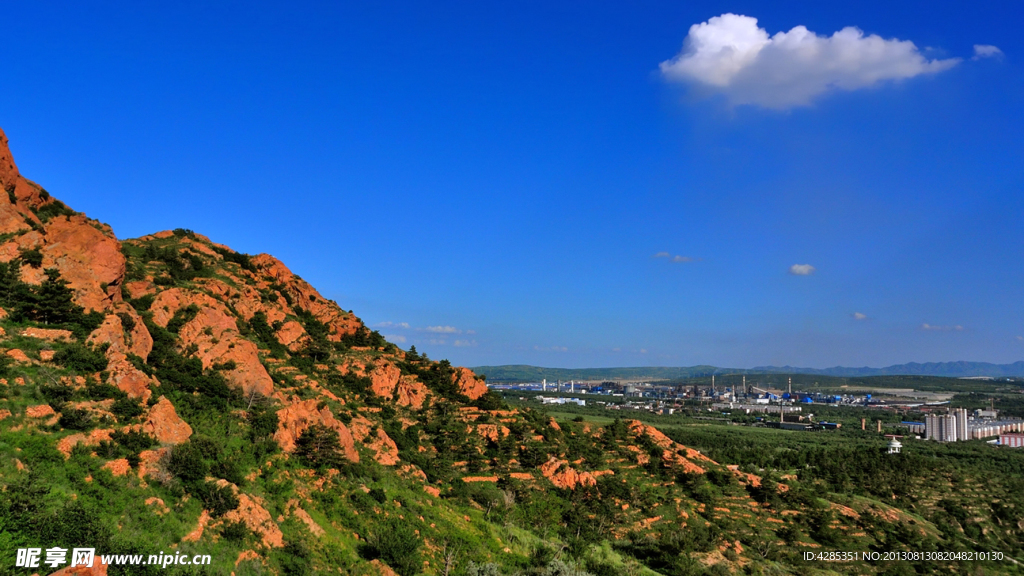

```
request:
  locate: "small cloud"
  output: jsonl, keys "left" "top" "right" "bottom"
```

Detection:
{"left": 852, "top": 312, "right": 867, "bottom": 320}
{"left": 376, "top": 321, "right": 410, "bottom": 329}
{"left": 671, "top": 255, "right": 694, "bottom": 263}
{"left": 973, "top": 44, "right": 1003, "bottom": 60}
{"left": 640, "top": 349, "right": 648, "bottom": 354}
{"left": 383, "top": 334, "right": 407, "bottom": 343}
{"left": 465, "top": 329, "right": 476, "bottom": 335}
{"left": 921, "top": 323, "right": 964, "bottom": 331}
{"left": 424, "top": 325, "right": 461, "bottom": 334}
{"left": 789, "top": 264, "right": 815, "bottom": 276}
{"left": 660, "top": 13, "right": 960, "bottom": 109}
{"left": 454, "top": 339, "right": 477, "bottom": 347}
{"left": 612, "top": 347, "right": 621, "bottom": 352}
{"left": 533, "top": 345, "right": 569, "bottom": 352}
{"left": 652, "top": 252, "right": 671, "bottom": 258}
{"left": 428, "top": 339, "right": 447, "bottom": 345}
{"left": 1016, "top": 335, "right": 1023, "bottom": 341}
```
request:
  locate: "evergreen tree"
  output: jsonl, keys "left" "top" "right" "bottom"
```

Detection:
{"left": 34, "top": 268, "right": 83, "bottom": 324}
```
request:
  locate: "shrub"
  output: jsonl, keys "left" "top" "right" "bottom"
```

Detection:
{"left": 220, "top": 521, "right": 252, "bottom": 543}
{"left": 34, "top": 200, "right": 76, "bottom": 223}
{"left": 360, "top": 518, "right": 421, "bottom": 576}
{"left": 19, "top": 248, "right": 44, "bottom": 268}
{"left": 117, "top": 312, "right": 136, "bottom": 332}
{"left": 58, "top": 407, "right": 95, "bottom": 431}
{"left": 166, "top": 304, "right": 200, "bottom": 333}
{"left": 193, "top": 481, "right": 240, "bottom": 518}
{"left": 110, "top": 397, "right": 145, "bottom": 421}
{"left": 295, "top": 424, "right": 345, "bottom": 469}
{"left": 168, "top": 442, "right": 210, "bottom": 483}
{"left": 53, "top": 343, "right": 109, "bottom": 373}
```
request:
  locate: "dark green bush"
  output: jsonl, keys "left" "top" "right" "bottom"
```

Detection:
{"left": 111, "top": 396, "right": 145, "bottom": 421}
{"left": 58, "top": 407, "right": 95, "bottom": 431}
{"left": 168, "top": 442, "right": 210, "bottom": 483}
{"left": 19, "top": 248, "right": 44, "bottom": 268}
{"left": 295, "top": 424, "right": 345, "bottom": 469}
{"left": 53, "top": 343, "right": 109, "bottom": 373}
{"left": 359, "top": 517, "right": 422, "bottom": 576}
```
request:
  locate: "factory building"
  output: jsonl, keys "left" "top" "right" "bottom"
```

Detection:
{"left": 1000, "top": 434, "right": 1024, "bottom": 448}
{"left": 926, "top": 408, "right": 1024, "bottom": 442}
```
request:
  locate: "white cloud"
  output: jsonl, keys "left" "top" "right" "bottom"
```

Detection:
{"left": 789, "top": 264, "right": 815, "bottom": 275}
{"left": 921, "top": 323, "right": 964, "bottom": 331}
{"left": 640, "top": 349, "right": 648, "bottom": 354}
{"left": 852, "top": 312, "right": 867, "bottom": 320}
{"left": 454, "top": 339, "right": 477, "bottom": 347}
{"left": 376, "top": 321, "right": 410, "bottom": 329}
{"left": 533, "top": 345, "right": 569, "bottom": 352}
{"left": 660, "top": 13, "right": 960, "bottom": 108}
{"left": 384, "top": 334, "right": 407, "bottom": 343}
{"left": 424, "top": 325, "right": 461, "bottom": 334}
{"left": 1016, "top": 335, "right": 1023, "bottom": 341}
{"left": 973, "top": 44, "right": 1003, "bottom": 60}
{"left": 428, "top": 338, "right": 447, "bottom": 345}
{"left": 653, "top": 252, "right": 696, "bottom": 263}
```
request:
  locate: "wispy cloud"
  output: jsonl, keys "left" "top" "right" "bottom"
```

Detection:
{"left": 424, "top": 325, "right": 461, "bottom": 334}
{"left": 653, "top": 252, "right": 697, "bottom": 263}
{"left": 453, "top": 340, "right": 477, "bottom": 347}
{"left": 660, "top": 13, "right": 960, "bottom": 109}
{"left": 384, "top": 334, "right": 407, "bottom": 343}
{"left": 973, "top": 44, "right": 1003, "bottom": 60}
{"left": 789, "top": 264, "right": 815, "bottom": 276}
{"left": 921, "top": 323, "right": 964, "bottom": 331}
{"left": 852, "top": 312, "right": 867, "bottom": 320}
{"left": 376, "top": 321, "right": 410, "bottom": 329}
{"left": 1016, "top": 335, "right": 1022, "bottom": 341}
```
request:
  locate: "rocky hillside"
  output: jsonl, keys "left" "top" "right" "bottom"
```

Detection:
{"left": 0, "top": 129, "right": 993, "bottom": 576}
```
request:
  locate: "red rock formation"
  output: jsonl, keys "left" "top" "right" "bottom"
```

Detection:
{"left": 222, "top": 493, "right": 284, "bottom": 548}
{"left": 142, "top": 397, "right": 192, "bottom": 444}
{"left": 453, "top": 367, "right": 487, "bottom": 400}
{"left": 273, "top": 399, "right": 358, "bottom": 461}
{"left": 26, "top": 404, "right": 56, "bottom": 418}
{"left": 102, "top": 458, "right": 131, "bottom": 476}
{"left": 6, "top": 349, "right": 29, "bottom": 362}
{"left": 248, "top": 254, "right": 362, "bottom": 341}
{"left": 21, "top": 327, "right": 73, "bottom": 341}
{"left": 57, "top": 429, "right": 114, "bottom": 458}
{"left": 395, "top": 375, "right": 428, "bottom": 409}
{"left": 368, "top": 360, "right": 401, "bottom": 400}
{"left": 150, "top": 288, "right": 274, "bottom": 397}
{"left": 350, "top": 416, "right": 400, "bottom": 465}
{"left": 539, "top": 457, "right": 597, "bottom": 489}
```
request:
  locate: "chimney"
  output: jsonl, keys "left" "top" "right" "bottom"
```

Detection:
{"left": 877, "top": 420, "right": 882, "bottom": 433}
{"left": 861, "top": 418, "right": 866, "bottom": 431}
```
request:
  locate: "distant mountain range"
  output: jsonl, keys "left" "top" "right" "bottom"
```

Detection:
{"left": 472, "top": 361, "right": 1024, "bottom": 382}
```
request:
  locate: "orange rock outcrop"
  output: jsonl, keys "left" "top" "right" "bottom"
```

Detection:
{"left": 142, "top": 397, "right": 193, "bottom": 444}
{"left": 273, "top": 399, "right": 358, "bottom": 461}
{"left": 453, "top": 367, "right": 488, "bottom": 400}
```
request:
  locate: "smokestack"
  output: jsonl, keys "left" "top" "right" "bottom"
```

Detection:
{"left": 861, "top": 418, "right": 866, "bottom": 431}
{"left": 877, "top": 420, "right": 882, "bottom": 433}
{"left": 788, "top": 377, "right": 792, "bottom": 395}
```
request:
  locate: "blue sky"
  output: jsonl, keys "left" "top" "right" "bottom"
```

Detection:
{"left": 3, "top": 1, "right": 1022, "bottom": 368}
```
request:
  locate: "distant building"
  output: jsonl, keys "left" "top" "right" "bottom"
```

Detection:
{"left": 925, "top": 409, "right": 968, "bottom": 442}
{"left": 1000, "top": 434, "right": 1024, "bottom": 448}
